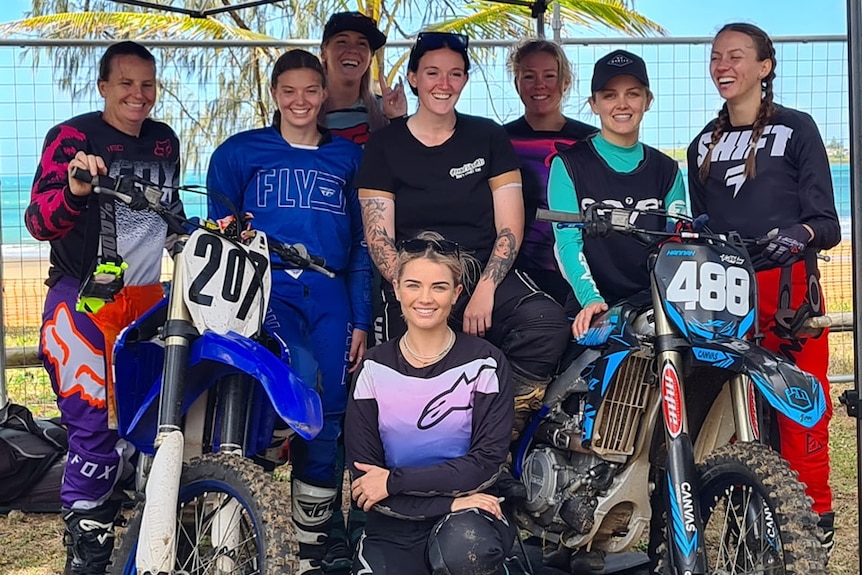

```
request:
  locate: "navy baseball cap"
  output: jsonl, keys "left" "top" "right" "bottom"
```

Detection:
{"left": 322, "top": 12, "right": 387, "bottom": 52}
{"left": 591, "top": 49, "right": 649, "bottom": 93}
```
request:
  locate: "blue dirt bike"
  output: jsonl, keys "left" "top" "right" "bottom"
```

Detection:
{"left": 70, "top": 168, "right": 324, "bottom": 575}
{"left": 510, "top": 205, "right": 828, "bottom": 574}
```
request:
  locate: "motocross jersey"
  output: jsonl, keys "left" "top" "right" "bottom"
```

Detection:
{"left": 206, "top": 126, "right": 371, "bottom": 331}
{"left": 687, "top": 104, "right": 840, "bottom": 253}
{"left": 26, "top": 112, "right": 182, "bottom": 287}
{"left": 345, "top": 333, "right": 513, "bottom": 520}
{"left": 549, "top": 133, "right": 687, "bottom": 306}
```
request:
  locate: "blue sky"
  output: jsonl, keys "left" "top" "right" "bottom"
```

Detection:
{"left": 0, "top": 0, "right": 850, "bottom": 35}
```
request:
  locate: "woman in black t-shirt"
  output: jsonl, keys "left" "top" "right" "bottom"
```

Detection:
{"left": 345, "top": 232, "right": 515, "bottom": 575}
{"left": 356, "top": 32, "right": 570, "bottom": 434}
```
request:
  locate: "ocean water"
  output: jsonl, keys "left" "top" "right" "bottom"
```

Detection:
{"left": 0, "top": 165, "right": 854, "bottom": 255}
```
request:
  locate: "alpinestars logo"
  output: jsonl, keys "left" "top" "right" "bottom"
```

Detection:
{"left": 724, "top": 164, "right": 747, "bottom": 197}
{"left": 608, "top": 54, "right": 633, "bottom": 67}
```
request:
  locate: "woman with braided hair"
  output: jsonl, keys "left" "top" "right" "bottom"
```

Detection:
{"left": 687, "top": 22, "right": 839, "bottom": 557}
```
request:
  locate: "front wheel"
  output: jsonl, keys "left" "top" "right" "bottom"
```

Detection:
{"left": 110, "top": 454, "right": 297, "bottom": 574}
{"left": 657, "top": 442, "right": 826, "bottom": 574}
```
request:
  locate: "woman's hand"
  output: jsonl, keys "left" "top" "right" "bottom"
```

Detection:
{"left": 450, "top": 493, "right": 504, "bottom": 520}
{"left": 380, "top": 74, "right": 407, "bottom": 119}
{"left": 351, "top": 462, "right": 390, "bottom": 511}
{"left": 463, "top": 282, "right": 495, "bottom": 338}
{"left": 67, "top": 151, "right": 107, "bottom": 197}
{"left": 572, "top": 301, "right": 608, "bottom": 340}
{"left": 348, "top": 329, "right": 368, "bottom": 373}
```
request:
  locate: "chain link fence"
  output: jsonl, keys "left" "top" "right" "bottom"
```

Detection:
{"left": 0, "top": 36, "right": 852, "bottom": 414}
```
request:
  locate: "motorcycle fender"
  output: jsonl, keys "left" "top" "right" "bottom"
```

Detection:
{"left": 741, "top": 345, "right": 826, "bottom": 429}
{"left": 136, "top": 429, "right": 183, "bottom": 572}
{"left": 188, "top": 331, "right": 324, "bottom": 440}
{"left": 122, "top": 331, "right": 323, "bottom": 452}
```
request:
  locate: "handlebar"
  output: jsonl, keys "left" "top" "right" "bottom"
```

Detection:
{"left": 70, "top": 167, "right": 164, "bottom": 210}
{"left": 270, "top": 243, "right": 336, "bottom": 279}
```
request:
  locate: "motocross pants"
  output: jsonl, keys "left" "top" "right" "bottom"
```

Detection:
{"left": 40, "top": 276, "right": 162, "bottom": 510}
{"left": 266, "top": 271, "right": 354, "bottom": 487}
{"left": 756, "top": 260, "right": 833, "bottom": 515}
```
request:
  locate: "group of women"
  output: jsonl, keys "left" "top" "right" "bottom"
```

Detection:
{"left": 29, "top": 11, "right": 837, "bottom": 575}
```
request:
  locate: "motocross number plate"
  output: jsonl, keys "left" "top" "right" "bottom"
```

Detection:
{"left": 654, "top": 243, "right": 755, "bottom": 340}
{"left": 181, "top": 230, "right": 271, "bottom": 337}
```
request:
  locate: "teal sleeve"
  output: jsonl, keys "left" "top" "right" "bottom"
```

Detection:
{"left": 547, "top": 156, "right": 604, "bottom": 307}
{"left": 664, "top": 170, "right": 689, "bottom": 221}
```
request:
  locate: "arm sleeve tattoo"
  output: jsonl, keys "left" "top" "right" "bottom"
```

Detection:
{"left": 360, "top": 196, "right": 398, "bottom": 284}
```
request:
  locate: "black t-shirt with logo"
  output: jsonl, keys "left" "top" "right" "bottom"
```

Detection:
{"left": 687, "top": 105, "right": 840, "bottom": 250}
{"left": 356, "top": 113, "right": 520, "bottom": 265}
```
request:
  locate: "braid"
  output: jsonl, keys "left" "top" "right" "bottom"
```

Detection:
{"left": 743, "top": 49, "right": 776, "bottom": 179}
{"left": 698, "top": 104, "right": 730, "bottom": 182}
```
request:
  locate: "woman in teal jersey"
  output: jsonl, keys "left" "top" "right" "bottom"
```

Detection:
{"left": 548, "top": 49, "right": 687, "bottom": 339}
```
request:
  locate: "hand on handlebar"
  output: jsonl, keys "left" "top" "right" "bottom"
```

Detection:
{"left": 572, "top": 301, "right": 608, "bottom": 341}
{"left": 758, "top": 225, "right": 811, "bottom": 267}
{"left": 68, "top": 151, "right": 107, "bottom": 197}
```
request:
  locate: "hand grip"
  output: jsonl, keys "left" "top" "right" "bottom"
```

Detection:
{"left": 70, "top": 166, "right": 117, "bottom": 189}
{"left": 535, "top": 208, "right": 584, "bottom": 224}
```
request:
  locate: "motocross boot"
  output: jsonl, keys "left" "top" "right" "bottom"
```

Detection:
{"left": 818, "top": 511, "right": 835, "bottom": 562}
{"left": 292, "top": 478, "right": 338, "bottom": 575}
{"left": 62, "top": 501, "right": 120, "bottom": 575}
{"left": 511, "top": 370, "right": 550, "bottom": 440}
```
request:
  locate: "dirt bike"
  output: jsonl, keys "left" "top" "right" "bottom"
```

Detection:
{"left": 70, "top": 168, "right": 325, "bottom": 574}
{"left": 511, "top": 205, "right": 828, "bottom": 574}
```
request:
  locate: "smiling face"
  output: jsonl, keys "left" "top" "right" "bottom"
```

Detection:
{"left": 407, "top": 48, "right": 468, "bottom": 117}
{"left": 515, "top": 50, "right": 567, "bottom": 118}
{"left": 98, "top": 54, "right": 156, "bottom": 136}
{"left": 394, "top": 257, "right": 463, "bottom": 332}
{"left": 321, "top": 30, "right": 372, "bottom": 85}
{"left": 270, "top": 68, "right": 327, "bottom": 132}
{"left": 589, "top": 75, "right": 651, "bottom": 147}
{"left": 710, "top": 30, "right": 773, "bottom": 109}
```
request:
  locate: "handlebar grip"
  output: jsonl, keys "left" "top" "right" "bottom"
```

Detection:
{"left": 535, "top": 208, "right": 584, "bottom": 224}
{"left": 70, "top": 166, "right": 117, "bottom": 190}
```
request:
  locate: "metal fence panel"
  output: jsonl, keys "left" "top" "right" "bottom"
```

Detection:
{"left": 0, "top": 36, "right": 852, "bottom": 413}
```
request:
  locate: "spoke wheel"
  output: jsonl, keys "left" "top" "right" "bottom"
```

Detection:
{"left": 111, "top": 454, "right": 297, "bottom": 575}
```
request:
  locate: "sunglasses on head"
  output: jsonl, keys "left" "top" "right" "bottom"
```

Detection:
{"left": 398, "top": 238, "right": 460, "bottom": 256}
{"left": 415, "top": 31, "right": 469, "bottom": 53}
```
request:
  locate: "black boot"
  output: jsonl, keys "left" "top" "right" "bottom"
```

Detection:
{"left": 62, "top": 502, "right": 119, "bottom": 575}
{"left": 818, "top": 511, "right": 835, "bottom": 562}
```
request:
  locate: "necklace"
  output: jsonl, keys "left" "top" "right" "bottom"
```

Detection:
{"left": 401, "top": 328, "right": 456, "bottom": 364}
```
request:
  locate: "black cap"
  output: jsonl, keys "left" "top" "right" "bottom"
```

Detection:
{"left": 591, "top": 49, "right": 649, "bottom": 93}
{"left": 322, "top": 11, "right": 387, "bottom": 52}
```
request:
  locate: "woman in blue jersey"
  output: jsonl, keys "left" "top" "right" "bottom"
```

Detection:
{"left": 206, "top": 49, "right": 372, "bottom": 575}
{"left": 548, "top": 50, "right": 687, "bottom": 339}
{"left": 345, "top": 232, "right": 515, "bottom": 575}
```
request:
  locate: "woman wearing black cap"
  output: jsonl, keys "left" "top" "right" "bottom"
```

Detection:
{"left": 320, "top": 11, "right": 406, "bottom": 145}
{"left": 356, "top": 31, "right": 571, "bottom": 437}
{"left": 549, "top": 50, "right": 687, "bottom": 340}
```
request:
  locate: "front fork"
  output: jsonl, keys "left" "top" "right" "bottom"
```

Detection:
{"left": 137, "top": 244, "right": 195, "bottom": 573}
{"left": 652, "top": 285, "right": 708, "bottom": 575}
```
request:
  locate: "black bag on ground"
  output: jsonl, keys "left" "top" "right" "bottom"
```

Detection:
{"left": 0, "top": 402, "right": 67, "bottom": 513}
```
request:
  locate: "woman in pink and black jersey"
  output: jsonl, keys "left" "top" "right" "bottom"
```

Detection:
{"left": 25, "top": 41, "right": 182, "bottom": 575}
{"left": 687, "top": 22, "right": 839, "bottom": 556}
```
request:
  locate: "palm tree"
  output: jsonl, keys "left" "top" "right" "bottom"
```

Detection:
{"left": 1, "top": 0, "right": 663, "bottom": 169}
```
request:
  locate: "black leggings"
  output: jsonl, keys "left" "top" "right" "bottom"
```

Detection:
{"left": 353, "top": 509, "right": 516, "bottom": 575}
{"left": 378, "top": 269, "right": 570, "bottom": 379}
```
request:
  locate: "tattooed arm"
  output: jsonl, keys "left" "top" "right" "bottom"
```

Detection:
{"left": 359, "top": 190, "right": 398, "bottom": 284}
{"left": 462, "top": 169, "right": 524, "bottom": 337}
